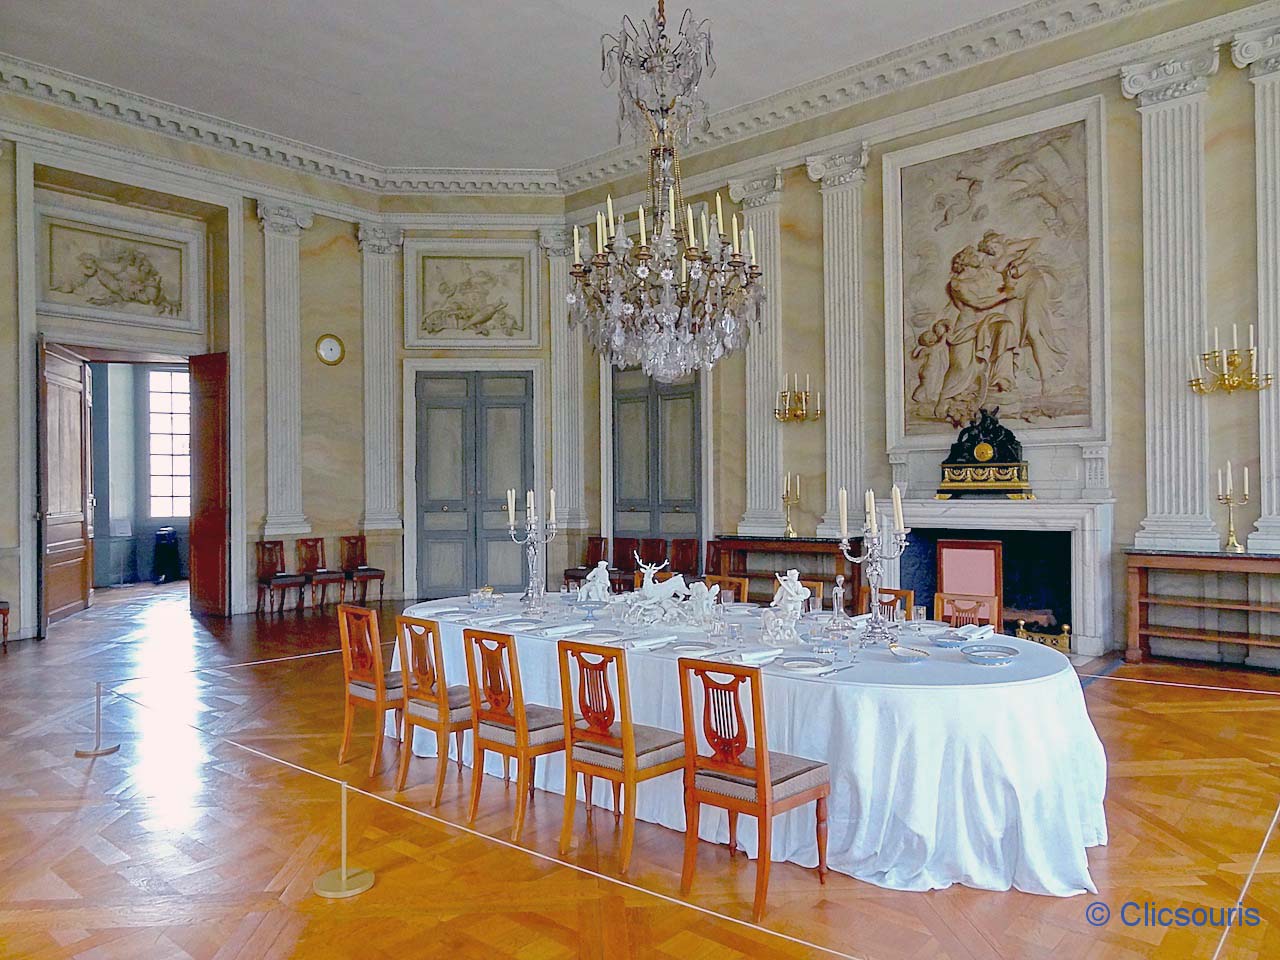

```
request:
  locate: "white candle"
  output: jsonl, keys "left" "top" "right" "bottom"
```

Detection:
{"left": 606, "top": 194, "right": 614, "bottom": 230}
{"left": 1245, "top": 466, "right": 1250, "bottom": 498}
{"left": 638, "top": 206, "right": 646, "bottom": 246}
{"left": 749, "top": 228, "right": 757, "bottom": 263}
{"left": 805, "top": 373, "right": 811, "bottom": 395}
{"left": 549, "top": 488, "right": 557, "bottom": 525}
{"left": 527, "top": 489, "right": 534, "bottom": 515}
{"left": 1218, "top": 469, "right": 1224, "bottom": 497}
{"left": 701, "top": 209, "right": 709, "bottom": 248}
{"left": 867, "top": 490, "right": 879, "bottom": 536}
{"left": 1227, "top": 461, "right": 1234, "bottom": 496}
{"left": 686, "top": 204, "right": 697, "bottom": 246}
{"left": 839, "top": 487, "right": 849, "bottom": 539}
{"left": 573, "top": 225, "right": 581, "bottom": 263}
{"left": 1215, "top": 327, "right": 1221, "bottom": 353}
{"left": 668, "top": 186, "right": 676, "bottom": 225}
{"left": 715, "top": 192, "right": 724, "bottom": 231}
{"left": 892, "top": 484, "right": 905, "bottom": 533}
{"left": 507, "top": 489, "right": 516, "bottom": 526}
{"left": 731, "top": 214, "right": 740, "bottom": 254}
{"left": 596, "top": 214, "right": 605, "bottom": 254}
{"left": 1250, "top": 323, "right": 1256, "bottom": 350}
{"left": 796, "top": 474, "right": 801, "bottom": 497}
{"left": 681, "top": 256, "right": 687, "bottom": 285}
{"left": 1233, "top": 324, "right": 1239, "bottom": 350}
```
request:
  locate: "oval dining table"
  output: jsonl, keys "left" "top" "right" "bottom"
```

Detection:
{"left": 389, "top": 597, "right": 1108, "bottom": 897}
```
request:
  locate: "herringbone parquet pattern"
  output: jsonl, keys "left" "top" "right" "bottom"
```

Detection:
{"left": 1, "top": 583, "right": 1278, "bottom": 959}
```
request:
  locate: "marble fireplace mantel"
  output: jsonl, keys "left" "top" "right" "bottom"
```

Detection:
{"left": 877, "top": 498, "right": 1115, "bottom": 657}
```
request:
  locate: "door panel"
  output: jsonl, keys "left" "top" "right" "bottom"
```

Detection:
{"left": 39, "top": 341, "right": 94, "bottom": 625}
{"left": 189, "top": 353, "right": 230, "bottom": 616}
{"left": 475, "top": 374, "right": 532, "bottom": 593}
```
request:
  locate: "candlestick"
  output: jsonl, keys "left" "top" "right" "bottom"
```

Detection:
{"left": 573, "top": 226, "right": 581, "bottom": 263}
{"left": 606, "top": 194, "right": 614, "bottom": 231}
{"left": 839, "top": 486, "right": 849, "bottom": 540}
{"left": 891, "top": 484, "right": 905, "bottom": 533}
{"left": 1227, "top": 460, "right": 1233, "bottom": 496}
{"left": 638, "top": 206, "right": 646, "bottom": 247}
{"left": 686, "top": 204, "right": 696, "bottom": 246}
{"left": 731, "top": 215, "right": 740, "bottom": 254}
{"left": 507, "top": 488, "right": 516, "bottom": 527}
{"left": 509, "top": 493, "right": 559, "bottom": 611}
{"left": 549, "top": 488, "right": 557, "bottom": 525}
{"left": 715, "top": 193, "right": 724, "bottom": 231}
{"left": 839, "top": 499, "right": 911, "bottom": 646}
{"left": 701, "top": 209, "right": 709, "bottom": 248}
{"left": 749, "top": 228, "right": 757, "bottom": 263}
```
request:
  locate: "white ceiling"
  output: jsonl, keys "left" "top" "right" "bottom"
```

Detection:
{"left": 1, "top": 0, "right": 1033, "bottom": 170}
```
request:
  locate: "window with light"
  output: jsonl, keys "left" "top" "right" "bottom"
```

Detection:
{"left": 148, "top": 369, "right": 191, "bottom": 518}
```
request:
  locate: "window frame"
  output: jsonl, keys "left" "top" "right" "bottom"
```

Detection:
{"left": 144, "top": 365, "right": 192, "bottom": 519}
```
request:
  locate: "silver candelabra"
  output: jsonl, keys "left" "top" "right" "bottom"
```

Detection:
{"left": 839, "top": 525, "right": 910, "bottom": 646}
{"left": 509, "top": 514, "right": 558, "bottom": 613}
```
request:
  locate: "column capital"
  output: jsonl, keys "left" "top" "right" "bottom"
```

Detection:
{"left": 357, "top": 222, "right": 403, "bottom": 255}
{"left": 1121, "top": 45, "right": 1219, "bottom": 107}
{"left": 728, "top": 167, "right": 784, "bottom": 209}
{"left": 256, "top": 199, "right": 313, "bottom": 236}
{"left": 1233, "top": 27, "right": 1280, "bottom": 79}
{"left": 538, "top": 225, "right": 573, "bottom": 259}
{"left": 805, "top": 142, "right": 870, "bottom": 191}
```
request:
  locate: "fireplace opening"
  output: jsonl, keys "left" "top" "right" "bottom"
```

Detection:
{"left": 899, "top": 528, "right": 1072, "bottom": 634}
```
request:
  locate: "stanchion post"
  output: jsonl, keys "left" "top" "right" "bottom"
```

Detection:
{"left": 313, "top": 781, "right": 375, "bottom": 898}
{"left": 74, "top": 681, "right": 121, "bottom": 758}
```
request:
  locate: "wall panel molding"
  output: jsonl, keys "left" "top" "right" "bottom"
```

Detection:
{"left": 541, "top": 227, "right": 588, "bottom": 529}
{"left": 358, "top": 222, "right": 404, "bottom": 531}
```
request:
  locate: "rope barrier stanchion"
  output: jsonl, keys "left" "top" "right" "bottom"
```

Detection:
{"left": 74, "top": 681, "right": 121, "bottom": 758}
{"left": 313, "top": 781, "right": 374, "bottom": 898}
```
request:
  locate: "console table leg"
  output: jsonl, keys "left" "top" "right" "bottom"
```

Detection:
{"left": 1126, "top": 566, "right": 1148, "bottom": 663}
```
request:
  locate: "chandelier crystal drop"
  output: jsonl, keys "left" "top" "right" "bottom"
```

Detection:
{"left": 569, "top": 1, "right": 765, "bottom": 383}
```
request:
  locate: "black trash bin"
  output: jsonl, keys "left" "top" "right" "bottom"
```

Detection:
{"left": 153, "top": 526, "right": 181, "bottom": 584}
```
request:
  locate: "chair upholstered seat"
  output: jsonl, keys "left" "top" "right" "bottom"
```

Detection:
{"left": 306, "top": 569, "right": 347, "bottom": 584}
{"left": 694, "top": 748, "right": 830, "bottom": 804}
{"left": 348, "top": 566, "right": 386, "bottom": 581}
{"left": 262, "top": 573, "right": 306, "bottom": 586}
{"left": 348, "top": 671, "right": 405, "bottom": 700}
{"left": 405, "top": 684, "right": 472, "bottom": 723}
{"left": 479, "top": 703, "right": 564, "bottom": 747}
{"left": 572, "top": 721, "right": 685, "bottom": 771}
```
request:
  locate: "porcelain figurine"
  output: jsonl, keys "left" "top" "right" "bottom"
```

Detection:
{"left": 578, "top": 560, "right": 614, "bottom": 603}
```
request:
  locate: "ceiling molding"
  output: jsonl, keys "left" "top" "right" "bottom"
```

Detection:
{"left": 0, "top": 52, "right": 562, "bottom": 197}
{"left": 557, "top": 0, "right": 1172, "bottom": 191}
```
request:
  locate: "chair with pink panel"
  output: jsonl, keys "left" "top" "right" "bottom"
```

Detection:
{"left": 936, "top": 539, "right": 1003, "bottom": 629}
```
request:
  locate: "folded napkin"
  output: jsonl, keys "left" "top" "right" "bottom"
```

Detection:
{"left": 956, "top": 623, "right": 995, "bottom": 640}
{"left": 730, "top": 644, "right": 784, "bottom": 666}
{"left": 417, "top": 605, "right": 460, "bottom": 616}
{"left": 625, "top": 633, "right": 678, "bottom": 650}
{"left": 537, "top": 623, "right": 593, "bottom": 638}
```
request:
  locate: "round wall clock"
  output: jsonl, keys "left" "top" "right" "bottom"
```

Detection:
{"left": 316, "top": 334, "right": 345, "bottom": 366}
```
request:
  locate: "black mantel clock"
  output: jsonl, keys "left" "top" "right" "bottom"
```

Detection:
{"left": 935, "top": 408, "right": 1035, "bottom": 500}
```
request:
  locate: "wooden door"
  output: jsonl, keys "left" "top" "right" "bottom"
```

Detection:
{"left": 38, "top": 340, "right": 94, "bottom": 626}
{"left": 189, "top": 353, "right": 230, "bottom": 616}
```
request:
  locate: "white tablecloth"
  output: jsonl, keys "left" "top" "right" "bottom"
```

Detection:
{"left": 390, "top": 599, "right": 1108, "bottom": 896}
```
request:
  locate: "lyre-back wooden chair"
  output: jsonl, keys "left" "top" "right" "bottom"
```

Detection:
{"left": 677, "top": 659, "right": 830, "bottom": 922}
{"left": 556, "top": 640, "right": 685, "bottom": 873}
{"left": 255, "top": 540, "right": 306, "bottom": 614}
{"left": 800, "top": 579, "right": 825, "bottom": 603}
{"left": 463, "top": 629, "right": 567, "bottom": 841}
{"left": 340, "top": 535, "right": 386, "bottom": 603}
{"left": 934, "top": 592, "right": 1000, "bottom": 627}
{"left": 858, "top": 586, "right": 915, "bottom": 620}
{"left": 296, "top": 537, "right": 347, "bottom": 609}
{"left": 703, "top": 575, "right": 750, "bottom": 604}
{"left": 338, "top": 604, "right": 403, "bottom": 777}
{"left": 395, "top": 616, "right": 471, "bottom": 805}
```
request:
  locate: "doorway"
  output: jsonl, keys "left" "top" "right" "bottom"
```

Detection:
{"left": 611, "top": 368, "right": 702, "bottom": 544}
{"left": 414, "top": 370, "right": 534, "bottom": 598}
{"left": 37, "top": 341, "right": 230, "bottom": 633}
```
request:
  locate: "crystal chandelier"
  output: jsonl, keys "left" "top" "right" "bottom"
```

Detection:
{"left": 567, "top": 1, "right": 765, "bottom": 382}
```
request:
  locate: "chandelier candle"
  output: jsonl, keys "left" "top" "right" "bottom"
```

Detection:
{"left": 569, "top": 1, "right": 765, "bottom": 382}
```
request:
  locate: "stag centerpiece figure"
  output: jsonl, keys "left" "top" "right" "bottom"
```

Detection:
{"left": 623, "top": 553, "right": 692, "bottom": 624}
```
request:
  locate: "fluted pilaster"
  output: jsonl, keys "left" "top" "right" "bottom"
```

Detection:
{"left": 358, "top": 222, "right": 403, "bottom": 531}
{"left": 729, "top": 168, "right": 786, "bottom": 535}
{"left": 1122, "top": 47, "right": 1220, "bottom": 550}
{"left": 257, "top": 199, "right": 313, "bottom": 536}
{"left": 1235, "top": 30, "right": 1280, "bottom": 552}
{"left": 542, "top": 227, "right": 588, "bottom": 528}
{"left": 807, "top": 144, "right": 869, "bottom": 537}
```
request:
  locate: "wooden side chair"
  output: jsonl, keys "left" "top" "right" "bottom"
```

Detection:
{"left": 395, "top": 616, "right": 470, "bottom": 805}
{"left": 338, "top": 604, "right": 403, "bottom": 778}
{"left": 340, "top": 535, "right": 386, "bottom": 603}
{"left": 677, "top": 658, "right": 830, "bottom": 922}
{"left": 613, "top": 537, "right": 640, "bottom": 575}
{"left": 670, "top": 538, "right": 699, "bottom": 576}
{"left": 556, "top": 640, "right": 685, "bottom": 873}
{"left": 632, "top": 569, "right": 679, "bottom": 589}
{"left": 704, "top": 575, "right": 750, "bottom": 604}
{"left": 463, "top": 629, "right": 567, "bottom": 841}
{"left": 858, "top": 586, "right": 915, "bottom": 620}
{"left": 1, "top": 600, "right": 9, "bottom": 653}
{"left": 639, "top": 537, "right": 668, "bottom": 566}
{"left": 255, "top": 540, "right": 306, "bottom": 614}
{"left": 296, "top": 537, "right": 347, "bottom": 609}
{"left": 934, "top": 592, "right": 1000, "bottom": 627}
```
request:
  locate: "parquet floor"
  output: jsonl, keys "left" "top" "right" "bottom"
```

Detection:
{"left": 2, "top": 582, "right": 1279, "bottom": 958}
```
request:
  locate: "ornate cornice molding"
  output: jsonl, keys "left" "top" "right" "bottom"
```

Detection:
{"left": 560, "top": 0, "right": 1168, "bottom": 191}
{"left": 0, "top": 53, "right": 562, "bottom": 197}
{"left": 805, "top": 142, "right": 870, "bottom": 190}
{"left": 728, "top": 167, "right": 784, "bottom": 208}
{"left": 1232, "top": 25, "right": 1280, "bottom": 78}
{"left": 357, "top": 222, "right": 403, "bottom": 255}
{"left": 1121, "top": 44, "right": 1220, "bottom": 106}
{"left": 256, "top": 199, "right": 313, "bottom": 236}
{"left": 538, "top": 226, "right": 573, "bottom": 258}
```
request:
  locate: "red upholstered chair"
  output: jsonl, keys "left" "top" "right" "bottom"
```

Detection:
{"left": 584, "top": 536, "right": 607, "bottom": 567}
{"left": 937, "top": 539, "right": 1003, "bottom": 627}
{"left": 255, "top": 540, "right": 306, "bottom": 614}
{"left": 639, "top": 538, "right": 668, "bottom": 566}
{"left": 1, "top": 600, "right": 8, "bottom": 653}
{"left": 670, "top": 538, "right": 699, "bottom": 576}
{"left": 677, "top": 658, "right": 830, "bottom": 922}
{"left": 613, "top": 538, "right": 640, "bottom": 574}
{"left": 296, "top": 537, "right": 347, "bottom": 609}
{"left": 337, "top": 604, "right": 404, "bottom": 778}
{"left": 340, "top": 535, "right": 385, "bottom": 603}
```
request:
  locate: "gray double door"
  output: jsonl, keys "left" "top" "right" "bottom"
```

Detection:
{"left": 415, "top": 371, "right": 533, "bottom": 599}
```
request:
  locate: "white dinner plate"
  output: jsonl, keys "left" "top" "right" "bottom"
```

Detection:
{"left": 578, "top": 629, "right": 625, "bottom": 643}
{"left": 500, "top": 619, "right": 544, "bottom": 631}
{"left": 961, "top": 643, "right": 1020, "bottom": 666}
{"left": 668, "top": 640, "right": 721, "bottom": 654}
{"left": 723, "top": 605, "right": 762, "bottom": 616}
{"left": 778, "top": 656, "right": 833, "bottom": 675}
